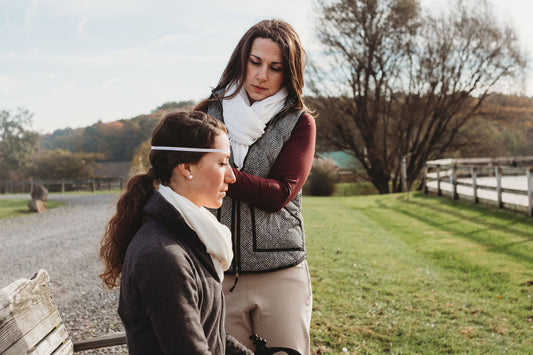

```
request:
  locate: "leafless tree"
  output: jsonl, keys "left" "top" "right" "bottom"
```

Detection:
{"left": 309, "top": 0, "right": 527, "bottom": 193}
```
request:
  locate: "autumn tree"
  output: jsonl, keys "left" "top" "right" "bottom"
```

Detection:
{"left": 41, "top": 115, "right": 161, "bottom": 162}
{"left": 310, "top": 0, "right": 526, "bottom": 193}
{"left": 129, "top": 140, "right": 151, "bottom": 176}
{"left": 26, "top": 149, "right": 103, "bottom": 179}
{"left": 0, "top": 108, "right": 39, "bottom": 181}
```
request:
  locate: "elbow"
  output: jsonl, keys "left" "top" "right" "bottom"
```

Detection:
{"left": 261, "top": 182, "right": 292, "bottom": 212}
{"left": 262, "top": 200, "right": 287, "bottom": 212}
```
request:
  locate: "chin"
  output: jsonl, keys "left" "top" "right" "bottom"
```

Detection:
{"left": 206, "top": 201, "right": 223, "bottom": 209}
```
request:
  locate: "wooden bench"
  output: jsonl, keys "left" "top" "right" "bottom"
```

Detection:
{"left": 0, "top": 269, "right": 126, "bottom": 354}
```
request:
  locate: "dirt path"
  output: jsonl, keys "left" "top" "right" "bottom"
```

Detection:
{"left": 0, "top": 193, "right": 126, "bottom": 353}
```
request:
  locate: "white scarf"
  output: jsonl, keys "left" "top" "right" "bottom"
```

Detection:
{"left": 222, "top": 82, "right": 288, "bottom": 168}
{"left": 157, "top": 184, "right": 233, "bottom": 280}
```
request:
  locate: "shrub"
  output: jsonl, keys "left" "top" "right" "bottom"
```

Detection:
{"left": 303, "top": 158, "right": 339, "bottom": 196}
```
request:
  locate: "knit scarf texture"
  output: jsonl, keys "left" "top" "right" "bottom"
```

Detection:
{"left": 222, "top": 82, "right": 288, "bottom": 169}
{"left": 157, "top": 184, "right": 233, "bottom": 280}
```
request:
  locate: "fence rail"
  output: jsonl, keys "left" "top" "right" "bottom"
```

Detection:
{"left": 424, "top": 157, "right": 533, "bottom": 217}
{"left": 0, "top": 178, "right": 124, "bottom": 194}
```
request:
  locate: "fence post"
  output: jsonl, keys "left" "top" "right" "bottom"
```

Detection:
{"left": 495, "top": 167, "right": 503, "bottom": 209}
{"left": 450, "top": 165, "right": 458, "bottom": 200}
{"left": 471, "top": 166, "right": 478, "bottom": 203}
{"left": 436, "top": 165, "right": 442, "bottom": 196}
{"left": 402, "top": 155, "right": 408, "bottom": 193}
{"left": 527, "top": 168, "right": 533, "bottom": 217}
{"left": 424, "top": 165, "right": 428, "bottom": 194}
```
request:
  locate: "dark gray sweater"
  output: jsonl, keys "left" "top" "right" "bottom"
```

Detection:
{"left": 118, "top": 191, "right": 252, "bottom": 354}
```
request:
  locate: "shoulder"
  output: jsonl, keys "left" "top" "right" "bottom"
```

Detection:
{"left": 195, "top": 90, "right": 223, "bottom": 114}
{"left": 125, "top": 223, "right": 197, "bottom": 278}
{"left": 299, "top": 111, "right": 315, "bottom": 125}
{"left": 293, "top": 111, "right": 316, "bottom": 133}
{"left": 131, "top": 222, "right": 189, "bottom": 258}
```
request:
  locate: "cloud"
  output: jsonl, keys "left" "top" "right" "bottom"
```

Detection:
{"left": 23, "top": 0, "right": 40, "bottom": 34}
{"left": 151, "top": 34, "right": 188, "bottom": 47}
{"left": 0, "top": 76, "right": 22, "bottom": 94}
{"left": 102, "top": 77, "right": 120, "bottom": 87}
{"left": 78, "top": 17, "right": 91, "bottom": 36}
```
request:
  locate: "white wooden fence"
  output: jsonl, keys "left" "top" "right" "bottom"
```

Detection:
{"left": 424, "top": 157, "right": 533, "bottom": 217}
{"left": 0, "top": 178, "right": 124, "bottom": 194}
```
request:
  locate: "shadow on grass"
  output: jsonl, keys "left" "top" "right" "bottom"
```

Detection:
{"left": 408, "top": 193, "right": 532, "bottom": 236}
{"left": 381, "top": 194, "right": 533, "bottom": 266}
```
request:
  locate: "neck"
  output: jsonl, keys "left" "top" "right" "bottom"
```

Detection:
{"left": 246, "top": 92, "right": 255, "bottom": 105}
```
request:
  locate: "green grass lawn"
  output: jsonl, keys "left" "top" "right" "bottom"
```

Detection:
{"left": 0, "top": 198, "right": 63, "bottom": 218}
{"left": 333, "top": 182, "right": 379, "bottom": 196}
{"left": 0, "top": 190, "right": 121, "bottom": 219}
{"left": 304, "top": 192, "right": 533, "bottom": 354}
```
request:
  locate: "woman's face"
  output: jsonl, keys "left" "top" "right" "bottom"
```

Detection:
{"left": 181, "top": 132, "right": 236, "bottom": 209}
{"left": 244, "top": 37, "right": 284, "bottom": 104}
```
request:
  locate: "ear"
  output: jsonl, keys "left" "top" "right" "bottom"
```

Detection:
{"left": 176, "top": 163, "right": 192, "bottom": 179}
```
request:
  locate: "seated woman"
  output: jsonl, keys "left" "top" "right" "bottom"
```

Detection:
{"left": 99, "top": 111, "right": 252, "bottom": 354}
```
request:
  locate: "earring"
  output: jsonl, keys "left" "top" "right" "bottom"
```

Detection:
{"left": 188, "top": 174, "right": 193, "bottom": 180}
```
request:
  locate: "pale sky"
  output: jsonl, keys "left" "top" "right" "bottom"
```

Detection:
{"left": 1, "top": 0, "right": 532, "bottom": 134}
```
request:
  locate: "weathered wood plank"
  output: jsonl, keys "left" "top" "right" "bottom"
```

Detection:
{"left": 54, "top": 340, "right": 75, "bottom": 355}
{"left": 0, "top": 270, "right": 70, "bottom": 354}
{"left": 3, "top": 310, "right": 62, "bottom": 355}
{"left": 29, "top": 324, "right": 70, "bottom": 354}
{"left": 1, "top": 269, "right": 126, "bottom": 354}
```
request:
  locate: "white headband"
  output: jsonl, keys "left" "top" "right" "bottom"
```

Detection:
{"left": 151, "top": 146, "right": 230, "bottom": 153}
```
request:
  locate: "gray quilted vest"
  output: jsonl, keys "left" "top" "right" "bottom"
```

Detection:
{"left": 207, "top": 91, "right": 307, "bottom": 273}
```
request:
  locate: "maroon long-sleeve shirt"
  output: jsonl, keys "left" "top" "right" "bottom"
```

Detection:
{"left": 196, "top": 103, "right": 316, "bottom": 212}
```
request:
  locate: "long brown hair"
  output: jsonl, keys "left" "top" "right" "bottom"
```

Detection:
{"left": 99, "top": 111, "right": 226, "bottom": 289}
{"left": 214, "top": 19, "right": 308, "bottom": 111}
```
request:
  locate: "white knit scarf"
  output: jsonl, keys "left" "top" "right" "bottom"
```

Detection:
{"left": 222, "top": 82, "right": 288, "bottom": 168}
{"left": 157, "top": 184, "right": 233, "bottom": 281}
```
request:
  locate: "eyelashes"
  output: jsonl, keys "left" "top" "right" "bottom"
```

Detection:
{"left": 249, "top": 58, "right": 282, "bottom": 72}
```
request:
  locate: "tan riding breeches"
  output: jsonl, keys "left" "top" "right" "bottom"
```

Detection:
{"left": 222, "top": 260, "right": 313, "bottom": 355}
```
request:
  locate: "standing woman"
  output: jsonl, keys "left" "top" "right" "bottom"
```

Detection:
{"left": 99, "top": 111, "right": 252, "bottom": 354}
{"left": 196, "top": 19, "right": 316, "bottom": 354}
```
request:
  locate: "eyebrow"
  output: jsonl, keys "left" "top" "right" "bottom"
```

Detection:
{"left": 250, "top": 54, "right": 283, "bottom": 66}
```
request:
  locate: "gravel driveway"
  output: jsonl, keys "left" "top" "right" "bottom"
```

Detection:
{"left": 0, "top": 193, "right": 127, "bottom": 354}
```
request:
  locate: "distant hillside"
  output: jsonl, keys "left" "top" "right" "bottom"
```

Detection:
{"left": 39, "top": 100, "right": 195, "bottom": 162}
{"left": 38, "top": 94, "right": 533, "bottom": 166}
{"left": 454, "top": 93, "right": 533, "bottom": 157}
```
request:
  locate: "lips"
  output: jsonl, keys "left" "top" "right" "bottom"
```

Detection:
{"left": 252, "top": 85, "right": 267, "bottom": 93}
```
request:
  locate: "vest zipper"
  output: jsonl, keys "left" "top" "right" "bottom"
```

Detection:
{"left": 229, "top": 199, "right": 239, "bottom": 292}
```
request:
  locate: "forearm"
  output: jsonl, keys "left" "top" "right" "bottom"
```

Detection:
{"left": 227, "top": 113, "right": 316, "bottom": 211}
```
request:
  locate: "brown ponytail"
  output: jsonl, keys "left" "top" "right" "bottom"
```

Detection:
{"left": 99, "top": 172, "right": 156, "bottom": 288}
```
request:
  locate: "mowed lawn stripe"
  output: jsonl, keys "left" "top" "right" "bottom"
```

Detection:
{"left": 303, "top": 193, "right": 533, "bottom": 354}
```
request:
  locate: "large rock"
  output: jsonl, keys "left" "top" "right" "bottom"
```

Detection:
{"left": 28, "top": 199, "right": 47, "bottom": 213}
{"left": 31, "top": 184, "right": 48, "bottom": 201}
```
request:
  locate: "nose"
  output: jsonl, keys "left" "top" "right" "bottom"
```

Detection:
{"left": 257, "top": 65, "right": 268, "bottom": 82}
{"left": 225, "top": 165, "right": 236, "bottom": 184}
